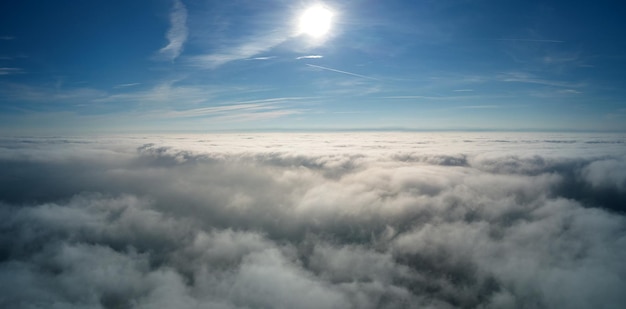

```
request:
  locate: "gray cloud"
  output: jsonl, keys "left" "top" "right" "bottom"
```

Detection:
{"left": 0, "top": 133, "right": 625, "bottom": 308}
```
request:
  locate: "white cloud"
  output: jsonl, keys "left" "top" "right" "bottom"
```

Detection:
{"left": 581, "top": 159, "right": 626, "bottom": 191}
{"left": 0, "top": 133, "right": 625, "bottom": 308}
{"left": 157, "top": 0, "right": 188, "bottom": 61}
{"left": 297, "top": 55, "right": 324, "bottom": 59}
{"left": 245, "top": 56, "right": 276, "bottom": 61}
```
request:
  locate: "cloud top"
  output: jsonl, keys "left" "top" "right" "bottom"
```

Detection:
{"left": 0, "top": 133, "right": 625, "bottom": 308}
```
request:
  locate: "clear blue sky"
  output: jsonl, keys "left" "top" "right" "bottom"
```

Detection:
{"left": 1, "top": 0, "right": 625, "bottom": 134}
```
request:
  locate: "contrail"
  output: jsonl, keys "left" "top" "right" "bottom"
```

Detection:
{"left": 305, "top": 64, "right": 379, "bottom": 80}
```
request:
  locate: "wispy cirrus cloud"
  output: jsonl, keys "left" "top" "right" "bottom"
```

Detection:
{"left": 142, "top": 98, "right": 306, "bottom": 125}
{"left": 0, "top": 82, "right": 106, "bottom": 104}
{"left": 454, "top": 105, "right": 501, "bottom": 109}
{"left": 95, "top": 82, "right": 220, "bottom": 106}
{"left": 0, "top": 76, "right": 303, "bottom": 121}
{"left": 188, "top": 31, "right": 289, "bottom": 69}
{"left": 0, "top": 82, "right": 189, "bottom": 109}
{"left": 497, "top": 71, "right": 584, "bottom": 88}
{"left": 210, "top": 109, "right": 303, "bottom": 123}
{"left": 163, "top": 103, "right": 269, "bottom": 118}
{"left": 297, "top": 55, "right": 323, "bottom": 60}
{"left": 159, "top": 97, "right": 309, "bottom": 118}
{"left": 245, "top": 56, "right": 277, "bottom": 61}
{"left": 157, "top": 0, "right": 188, "bottom": 61}
{"left": 470, "top": 38, "right": 565, "bottom": 43}
{"left": 0, "top": 68, "right": 23, "bottom": 75}
{"left": 184, "top": 4, "right": 324, "bottom": 69}
{"left": 113, "top": 83, "right": 141, "bottom": 89}
{"left": 381, "top": 95, "right": 470, "bottom": 100}
{"left": 542, "top": 53, "right": 580, "bottom": 65}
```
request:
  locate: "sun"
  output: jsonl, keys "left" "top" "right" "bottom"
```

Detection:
{"left": 298, "top": 5, "right": 334, "bottom": 38}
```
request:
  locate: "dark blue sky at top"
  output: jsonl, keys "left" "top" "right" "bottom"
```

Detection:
{"left": 1, "top": 0, "right": 625, "bottom": 133}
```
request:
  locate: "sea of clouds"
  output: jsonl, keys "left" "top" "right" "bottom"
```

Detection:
{"left": 1, "top": 132, "right": 625, "bottom": 308}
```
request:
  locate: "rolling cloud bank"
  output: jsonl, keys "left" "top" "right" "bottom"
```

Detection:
{"left": 1, "top": 133, "right": 625, "bottom": 308}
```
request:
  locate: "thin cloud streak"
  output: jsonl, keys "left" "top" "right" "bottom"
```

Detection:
{"left": 96, "top": 83, "right": 211, "bottom": 104}
{"left": 381, "top": 95, "right": 478, "bottom": 100}
{"left": 163, "top": 103, "right": 270, "bottom": 118}
{"left": 297, "top": 55, "right": 323, "bottom": 60}
{"left": 382, "top": 95, "right": 444, "bottom": 99}
{"left": 498, "top": 72, "right": 584, "bottom": 88}
{"left": 305, "top": 64, "right": 379, "bottom": 81}
{"left": 0, "top": 82, "right": 106, "bottom": 103}
{"left": 188, "top": 31, "right": 290, "bottom": 69}
{"left": 159, "top": 97, "right": 309, "bottom": 118}
{"left": 210, "top": 109, "right": 303, "bottom": 123}
{"left": 158, "top": 0, "right": 188, "bottom": 61}
{"left": 113, "top": 83, "right": 141, "bottom": 88}
{"left": 0, "top": 68, "right": 23, "bottom": 75}
{"left": 470, "top": 38, "right": 565, "bottom": 43}
{"left": 245, "top": 56, "right": 276, "bottom": 61}
{"left": 455, "top": 105, "right": 501, "bottom": 109}
{"left": 148, "top": 97, "right": 310, "bottom": 120}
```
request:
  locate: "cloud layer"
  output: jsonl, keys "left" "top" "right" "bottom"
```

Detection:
{"left": 0, "top": 133, "right": 625, "bottom": 308}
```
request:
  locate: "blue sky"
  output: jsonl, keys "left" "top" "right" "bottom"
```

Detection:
{"left": 1, "top": 0, "right": 625, "bottom": 134}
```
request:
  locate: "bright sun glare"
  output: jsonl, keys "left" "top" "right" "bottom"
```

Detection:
{"left": 298, "top": 5, "right": 334, "bottom": 38}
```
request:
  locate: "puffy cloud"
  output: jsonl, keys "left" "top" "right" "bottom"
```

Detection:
{"left": 0, "top": 133, "right": 625, "bottom": 308}
{"left": 581, "top": 159, "right": 626, "bottom": 191}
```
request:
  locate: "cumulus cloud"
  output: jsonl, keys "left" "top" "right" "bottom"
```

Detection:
{"left": 157, "top": 0, "right": 188, "bottom": 61}
{"left": 581, "top": 159, "right": 626, "bottom": 191}
{"left": 0, "top": 133, "right": 625, "bottom": 308}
